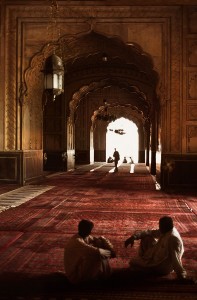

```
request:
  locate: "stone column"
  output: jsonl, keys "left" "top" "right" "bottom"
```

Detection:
{"left": 138, "top": 125, "right": 145, "bottom": 163}
{"left": 150, "top": 111, "right": 157, "bottom": 175}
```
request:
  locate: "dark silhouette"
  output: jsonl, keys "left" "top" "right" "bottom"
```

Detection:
{"left": 124, "top": 216, "right": 187, "bottom": 280}
{"left": 107, "top": 156, "right": 113, "bottom": 163}
{"left": 123, "top": 157, "right": 127, "bottom": 163}
{"left": 64, "top": 219, "right": 116, "bottom": 284}
{"left": 113, "top": 148, "right": 120, "bottom": 171}
{"left": 130, "top": 157, "right": 134, "bottom": 164}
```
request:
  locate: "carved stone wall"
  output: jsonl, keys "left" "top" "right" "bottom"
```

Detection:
{"left": 0, "top": 5, "right": 4, "bottom": 150}
{"left": 184, "top": 7, "right": 197, "bottom": 154}
{"left": 1, "top": 3, "right": 181, "bottom": 151}
{"left": 0, "top": 1, "right": 197, "bottom": 188}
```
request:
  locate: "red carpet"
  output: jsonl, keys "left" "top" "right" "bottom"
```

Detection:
{"left": 0, "top": 183, "right": 19, "bottom": 194}
{"left": 0, "top": 163, "right": 196, "bottom": 299}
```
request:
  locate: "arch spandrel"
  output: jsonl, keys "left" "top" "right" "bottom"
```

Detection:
{"left": 24, "top": 28, "right": 159, "bottom": 98}
{"left": 60, "top": 30, "right": 156, "bottom": 75}
{"left": 91, "top": 104, "right": 145, "bottom": 129}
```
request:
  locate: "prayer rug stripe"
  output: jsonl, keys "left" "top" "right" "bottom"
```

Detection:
{"left": 0, "top": 185, "right": 54, "bottom": 213}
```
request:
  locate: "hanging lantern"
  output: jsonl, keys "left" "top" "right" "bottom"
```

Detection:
{"left": 43, "top": 53, "right": 64, "bottom": 101}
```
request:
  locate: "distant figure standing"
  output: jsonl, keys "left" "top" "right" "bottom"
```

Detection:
{"left": 113, "top": 148, "right": 120, "bottom": 171}
{"left": 130, "top": 156, "right": 134, "bottom": 164}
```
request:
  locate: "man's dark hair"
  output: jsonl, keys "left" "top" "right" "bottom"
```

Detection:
{"left": 159, "top": 216, "right": 173, "bottom": 233}
{"left": 78, "top": 219, "right": 94, "bottom": 237}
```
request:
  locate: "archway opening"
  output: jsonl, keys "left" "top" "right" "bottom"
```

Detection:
{"left": 106, "top": 117, "right": 138, "bottom": 163}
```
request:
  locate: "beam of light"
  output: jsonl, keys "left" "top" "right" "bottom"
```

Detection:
{"left": 130, "top": 163, "right": 135, "bottom": 173}
{"left": 90, "top": 163, "right": 107, "bottom": 172}
{"left": 109, "top": 161, "right": 122, "bottom": 173}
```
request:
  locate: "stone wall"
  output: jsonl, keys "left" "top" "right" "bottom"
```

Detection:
{"left": 0, "top": 1, "right": 196, "bottom": 188}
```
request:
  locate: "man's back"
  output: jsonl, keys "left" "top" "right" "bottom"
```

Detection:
{"left": 64, "top": 234, "right": 100, "bottom": 283}
{"left": 113, "top": 150, "right": 120, "bottom": 160}
{"left": 131, "top": 227, "right": 186, "bottom": 278}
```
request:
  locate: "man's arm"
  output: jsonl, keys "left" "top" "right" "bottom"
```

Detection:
{"left": 124, "top": 235, "right": 136, "bottom": 248}
{"left": 84, "top": 235, "right": 111, "bottom": 258}
{"left": 89, "top": 236, "right": 116, "bottom": 258}
{"left": 124, "top": 229, "right": 160, "bottom": 248}
{"left": 169, "top": 236, "right": 187, "bottom": 280}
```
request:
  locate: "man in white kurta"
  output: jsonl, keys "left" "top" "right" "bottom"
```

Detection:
{"left": 64, "top": 219, "right": 116, "bottom": 284}
{"left": 124, "top": 216, "right": 187, "bottom": 279}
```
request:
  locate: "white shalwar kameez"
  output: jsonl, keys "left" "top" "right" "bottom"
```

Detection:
{"left": 130, "top": 227, "right": 187, "bottom": 279}
{"left": 64, "top": 234, "right": 111, "bottom": 284}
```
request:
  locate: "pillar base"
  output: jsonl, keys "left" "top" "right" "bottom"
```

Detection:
{"left": 0, "top": 150, "right": 44, "bottom": 185}
{"left": 161, "top": 154, "right": 197, "bottom": 190}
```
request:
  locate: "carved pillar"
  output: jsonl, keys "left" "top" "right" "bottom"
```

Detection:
{"left": 67, "top": 116, "right": 75, "bottom": 170}
{"left": 150, "top": 111, "right": 157, "bottom": 175}
{"left": 138, "top": 125, "right": 145, "bottom": 163}
{"left": 94, "top": 121, "right": 107, "bottom": 162}
{"left": 145, "top": 121, "right": 150, "bottom": 166}
{"left": 90, "top": 126, "right": 94, "bottom": 163}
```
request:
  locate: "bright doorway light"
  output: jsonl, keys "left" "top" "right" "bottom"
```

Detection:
{"left": 106, "top": 118, "right": 138, "bottom": 163}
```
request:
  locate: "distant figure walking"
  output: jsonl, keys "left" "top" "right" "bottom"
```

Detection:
{"left": 113, "top": 148, "right": 120, "bottom": 171}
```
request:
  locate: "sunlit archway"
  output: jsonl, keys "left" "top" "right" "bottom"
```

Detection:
{"left": 106, "top": 118, "right": 138, "bottom": 163}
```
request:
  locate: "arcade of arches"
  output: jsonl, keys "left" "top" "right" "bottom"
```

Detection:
{"left": 0, "top": 0, "right": 197, "bottom": 191}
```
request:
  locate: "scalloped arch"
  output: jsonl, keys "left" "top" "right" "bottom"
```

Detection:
{"left": 24, "top": 29, "right": 158, "bottom": 97}
{"left": 69, "top": 78, "right": 149, "bottom": 118}
{"left": 23, "top": 29, "right": 158, "bottom": 131}
{"left": 60, "top": 30, "right": 156, "bottom": 73}
{"left": 91, "top": 103, "right": 145, "bottom": 127}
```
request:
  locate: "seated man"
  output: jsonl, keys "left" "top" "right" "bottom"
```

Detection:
{"left": 107, "top": 156, "right": 113, "bottom": 163}
{"left": 124, "top": 216, "right": 187, "bottom": 280}
{"left": 64, "top": 219, "right": 116, "bottom": 284}
{"left": 123, "top": 157, "right": 127, "bottom": 163}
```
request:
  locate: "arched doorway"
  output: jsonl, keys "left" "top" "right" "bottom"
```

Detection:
{"left": 106, "top": 118, "right": 138, "bottom": 163}
{"left": 24, "top": 30, "right": 160, "bottom": 180}
{"left": 65, "top": 31, "right": 159, "bottom": 173}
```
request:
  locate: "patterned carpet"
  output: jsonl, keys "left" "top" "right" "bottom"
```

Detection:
{"left": 0, "top": 163, "right": 196, "bottom": 299}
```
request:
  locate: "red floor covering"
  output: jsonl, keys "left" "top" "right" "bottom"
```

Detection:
{"left": 0, "top": 163, "right": 196, "bottom": 299}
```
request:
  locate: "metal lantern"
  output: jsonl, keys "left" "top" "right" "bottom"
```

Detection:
{"left": 43, "top": 53, "right": 64, "bottom": 100}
